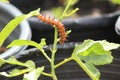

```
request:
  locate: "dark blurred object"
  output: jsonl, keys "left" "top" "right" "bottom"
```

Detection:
{"left": 74, "top": 0, "right": 118, "bottom": 16}
{"left": 115, "top": 16, "right": 120, "bottom": 35}
{"left": 10, "top": 0, "right": 118, "bottom": 15}
{"left": 10, "top": 0, "right": 60, "bottom": 13}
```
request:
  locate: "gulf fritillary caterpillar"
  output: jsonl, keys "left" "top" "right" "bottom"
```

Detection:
{"left": 37, "top": 14, "right": 66, "bottom": 44}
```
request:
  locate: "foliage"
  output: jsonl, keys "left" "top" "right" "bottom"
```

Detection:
{"left": 0, "top": 8, "right": 40, "bottom": 46}
{"left": 52, "top": 0, "right": 79, "bottom": 19}
{"left": 0, "top": 0, "right": 120, "bottom": 80}
{"left": 0, "top": 0, "right": 9, "bottom": 3}
{"left": 111, "top": 0, "right": 120, "bottom": 5}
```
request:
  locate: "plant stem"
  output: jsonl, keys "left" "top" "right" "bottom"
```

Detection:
{"left": 50, "top": 0, "right": 75, "bottom": 79}
{"left": 53, "top": 27, "right": 58, "bottom": 51}
{"left": 51, "top": 27, "right": 58, "bottom": 80}
{"left": 59, "top": 0, "right": 73, "bottom": 20}
{"left": 42, "top": 72, "right": 52, "bottom": 77}
{"left": 40, "top": 50, "right": 51, "bottom": 62}
{"left": 55, "top": 57, "right": 73, "bottom": 68}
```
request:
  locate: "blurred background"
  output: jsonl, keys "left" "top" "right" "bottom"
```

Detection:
{"left": 9, "top": 0, "right": 120, "bottom": 15}
{"left": 9, "top": 0, "right": 120, "bottom": 45}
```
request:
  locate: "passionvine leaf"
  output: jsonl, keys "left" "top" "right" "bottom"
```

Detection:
{"left": 77, "top": 42, "right": 113, "bottom": 65}
{"left": 72, "top": 39, "right": 119, "bottom": 65}
{"left": 72, "top": 39, "right": 120, "bottom": 79}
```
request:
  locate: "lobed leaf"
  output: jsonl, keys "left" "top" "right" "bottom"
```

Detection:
{"left": 72, "top": 39, "right": 119, "bottom": 65}
{"left": 72, "top": 39, "right": 120, "bottom": 79}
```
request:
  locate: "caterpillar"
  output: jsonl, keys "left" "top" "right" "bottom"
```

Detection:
{"left": 37, "top": 14, "right": 66, "bottom": 44}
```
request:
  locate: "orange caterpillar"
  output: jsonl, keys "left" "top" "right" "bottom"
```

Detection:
{"left": 37, "top": 14, "right": 66, "bottom": 44}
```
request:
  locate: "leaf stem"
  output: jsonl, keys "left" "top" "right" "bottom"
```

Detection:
{"left": 59, "top": 0, "right": 73, "bottom": 20}
{"left": 72, "top": 54, "right": 99, "bottom": 80}
{"left": 42, "top": 72, "right": 52, "bottom": 77}
{"left": 40, "top": 50, "right": 51, "bottom": 62}
{"left": 55, "top": 57, "right": 73, "bottom": 68}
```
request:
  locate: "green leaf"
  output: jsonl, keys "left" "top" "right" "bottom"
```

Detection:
{"left": 65, "top": 8, "right": 79, "bottom": 17}
{"left": 0, "top": 58, "right": 5, "bottom": 67}
{"left": 98, "top": 40, "right": 120, "bottom": 51}
{"left": 59, "top": 0, "right": 79, "bottom": 20}
{"left": 72, "top": 39, "right": 119, "bottom": 65}
{"left": 0, "top": 0, "right": 9, "bottom": 2}
{"left": 0, "top": 57, "right": 36, "bottom": 77}
{"left": 7, "top": 39, "right": 51, "bottom": 62}
{"left": 85, "top": 63, "right": 100, "bottom": 78}
{"left": 111, "top": 0, "right": 120, "bottom": 5}
{"left": 79, "top": 42, "right": 110, "bottom": 56}
{"left": 0, "top": 68, "right": 31, "bottom": 77}
{"left": 39, "top": 38, "right": 46, "bottom": 46}
{"left": 23, "top": 67, "right": 44, "bottom": 80}
{"left": 79, "top": 52, "right": 113, "bottom": 66}
{"left": 52, "top": 7, "right": 64, "bottom": 19}
{"left": 7, "top": 39, "right": 45, "bottom": 53}
{"left": 73, "top": 40, "right": 96, "bottom": 56}
{"left": 0, "top": 56, "right": 26, "bottom": 67}
{"left": 7, "top": 40, "right": 40, "bottom": 47}
{"left": 0, "top": 56, "right": 35, "bottom": 69}
{"left": 24, "top": 60, "right": 36, "bottom": 69}
{"left": 0, "top": 8, "right": 40, "bottom": 46}
{"left": 71, "top": 39, "right": 120, "bottom": 79}
{"left": 76, "top": 42, "right": 113, "bottom": 65}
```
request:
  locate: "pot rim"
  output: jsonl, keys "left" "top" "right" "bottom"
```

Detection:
{"left": 0, "top": 2, "right": 32, "bottom": 58}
